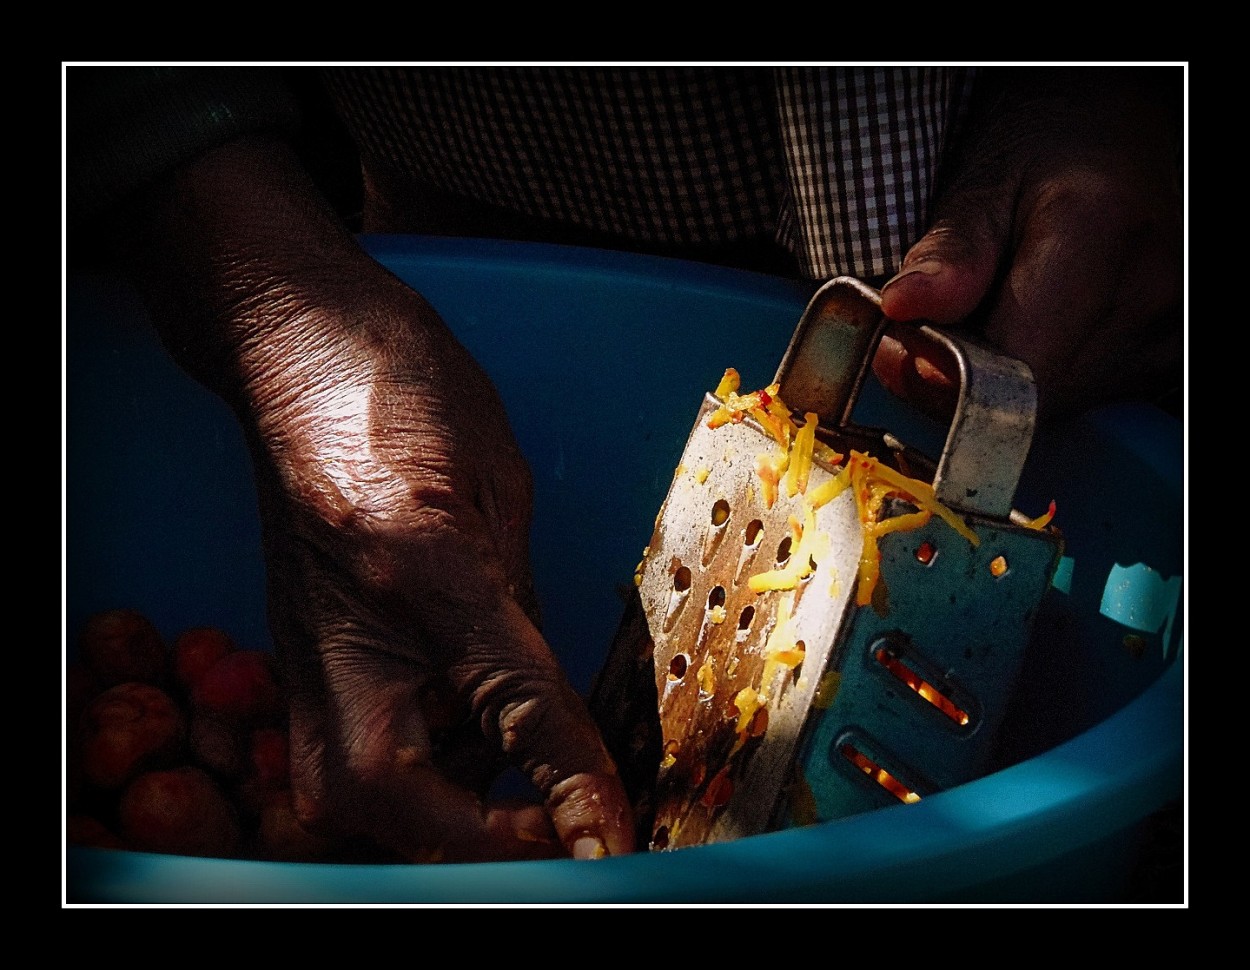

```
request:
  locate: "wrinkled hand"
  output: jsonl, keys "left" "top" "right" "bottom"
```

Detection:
{"left": 247, "top": 282, "right": 632, "bottom": 862}
{"left": 875, "top": 67, "right": 1183, "bottom": 421}
{"left": 123, "top": 137, "right": 634, "bottom": 862}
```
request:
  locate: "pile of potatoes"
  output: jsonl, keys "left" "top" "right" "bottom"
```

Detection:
{"left": 66, "top": 609, "right": 352, "bottom": 862}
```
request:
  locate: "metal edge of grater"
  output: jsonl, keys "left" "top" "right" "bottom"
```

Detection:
{"left": 589, "top": 277, "right": 1065, "bottom": 852}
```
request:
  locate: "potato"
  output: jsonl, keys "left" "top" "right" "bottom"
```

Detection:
{"left": 118, "top": 766, "right": 242, "bottom": 858}
{"left": 66, "top": 607, "right": 377, "bottom": 862}
{"left": 78, "top": 682, "right": 185, "bottom": 790}
{"left": 79, "top": 609, "right": 167, "bottom": 688}
{"left": 188, "top": 713, "right": 246, "bottom": 778}
{"left": 173, "top": 626, "right": 236, "bottom": 693}
{"left": 191, "top": 650, "right": 281, "bottom": 727}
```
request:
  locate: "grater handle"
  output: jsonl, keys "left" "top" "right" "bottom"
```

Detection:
{"left": 774, "top": 277, "right": 1037, "bottom": 519}
{"left": 922, "top": 324, "right": 1036, "bottom": 519}
{"left": 774, "top": 277, "right": 885, "bottom": 428}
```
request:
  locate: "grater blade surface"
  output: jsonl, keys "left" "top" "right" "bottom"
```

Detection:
{"left": 591, "top": 277, "right": 1064, "bottom": 851}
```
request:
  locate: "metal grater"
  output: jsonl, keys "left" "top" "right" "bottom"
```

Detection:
{"left": 591, "top": 277, "right": 1065, "bottom": 850}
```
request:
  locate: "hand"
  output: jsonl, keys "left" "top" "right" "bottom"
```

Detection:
{"left": 875, "top": 67, "right": 1183, "bottom": 422}
{"left": 122, "top": 137, "right": 635, "bottom": 862}
{"left": 250, "top": 278, "right": 632, "bottom": 862}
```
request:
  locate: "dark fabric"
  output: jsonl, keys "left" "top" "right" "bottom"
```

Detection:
{"left": 66, "top": 65, "right": 979, "bottom": 280}
{"left": 66, "top": 66, "right": 301, "bottom": 221}
{"left": 323, "top": 65, "right": 977, "bottom": 280}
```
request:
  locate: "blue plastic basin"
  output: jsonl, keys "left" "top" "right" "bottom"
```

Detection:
{"left": 65, "top": 237, "right": 1184, "bottom": 903}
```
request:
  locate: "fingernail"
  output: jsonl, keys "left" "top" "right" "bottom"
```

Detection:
{"left": 913, "top": 354, "right": 954, "bottom": 386}
{"left": 573, "top": 835, "right": 607, "bottom": 860}
{"left": 882, "top": 258, "right": 944, "bottom": 292}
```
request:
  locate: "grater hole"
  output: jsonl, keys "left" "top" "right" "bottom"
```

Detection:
{"left": 874, "top": 646, "right": 970, "bottom": 726}
{"left": 744, "top": 518, "right": 764, "bottom": 546}
{"left": 989, "top": 555, "right": 1008, "bottom": 577}
{"left": 840, "top": 742, "right": 921, "bottom": 804}
{"left": 652, "top": 825, "right": 670, "bottom": 850}
{"left": 738, "top": 605, "right": 756, "bottom": 630}
{"left": 775, "top": 536, "right": 792, "bottom": 566}
{"left": 707, "top": 585, "right": 728, "bottom": 624}
{"left": 673, "top": 565, "right": 692, "bottom": 592}
{"left": 915, "top": 540, "right": 936, "bottom": 565}
{"left": 710, "top": 498, "right": 731, "bottom": 527}
{"left": 668, "top": 653, "right": 689, "bottom": 681}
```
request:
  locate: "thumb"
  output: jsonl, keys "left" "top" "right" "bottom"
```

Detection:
{"left": 873, "top": 181, "right": 1014, "bottom": 417}
{"left": 879, "top": 195, "right": 1008, "bottom": 327}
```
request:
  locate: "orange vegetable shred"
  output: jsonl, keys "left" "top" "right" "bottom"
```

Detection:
{"left": 711, "top": 370, "right": 979, "bottom": 610}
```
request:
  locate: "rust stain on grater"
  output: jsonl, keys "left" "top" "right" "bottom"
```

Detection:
{"left": 636, "top": 398, "right": 862, "bottom": 847}
{"left": 591, "top": 276, "right": 1064, "bottom": 852}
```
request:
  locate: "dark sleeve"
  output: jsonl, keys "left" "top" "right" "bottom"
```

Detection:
{"left": 66, "top": 66, "right": 302, "bottom": 224}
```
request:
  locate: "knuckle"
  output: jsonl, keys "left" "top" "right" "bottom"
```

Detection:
{"left": 1032, "top": 169, "right": 1170, "bottom": 241}
{"left": 496, "top": 694, "right": 551, "bottom": 755}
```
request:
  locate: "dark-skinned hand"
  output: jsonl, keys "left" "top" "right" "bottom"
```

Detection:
{"left": 119, "top": 137, "right": 635, "bottom": 863}
{"left": 874, "top": 67, "right": 1183, "bottom": 423}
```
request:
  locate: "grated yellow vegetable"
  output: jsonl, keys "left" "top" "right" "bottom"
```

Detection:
{"left": 783, "top": 412, "right": 818, "bottom": 498}
{"left": 714, "top": 367, "right": 741, "bottom": 399}
{"left": 1025, "top": 499, "right": 1057, "bottom": 530}
{"left": 708, "top": 371, "right": 981, "bottom": 612}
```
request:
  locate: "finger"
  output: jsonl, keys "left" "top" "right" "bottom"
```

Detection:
{"left": 321, "top": 641, "right": 562, "bottom": 862}
{"left": 512, "top": 572, "right": 544, "bottom": 635}
{"left": 411, "top": 673, "right": 513, "bottom": 794}
{"left": 422, "top": 588, "right": 636, "bottom": 859}
{"left": 871, "top": 323, "right": 961, "bottom": 422}
{"left": 285, "top": 668, "right": 333, "bottom": 832}
{"left": 879, "top": 179, "right": 1013, "bottom": 329}
{"left": 874, "top": 183, "right": 1013, "bottom": 416}
{"left": 382, "top": 497, "right": 635, "bottom": 857}
{"left": 256, "top": 515, "right": 338, "bottom": 833}
{"left": 360, "top": 761, "right": 563, "bottom": 862}
{"left": 429, "top": 714, "right": 508, "bottom": 795}
{"left": 878, "top": 248, "right": 987, "bottom": 327}
{"left": 477, "top": 479, "right": 544, "bottom": 631}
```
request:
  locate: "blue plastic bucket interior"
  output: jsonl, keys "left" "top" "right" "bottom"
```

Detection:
{"left": 65, "top": 236, "right": 1185, "bottom": 903}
